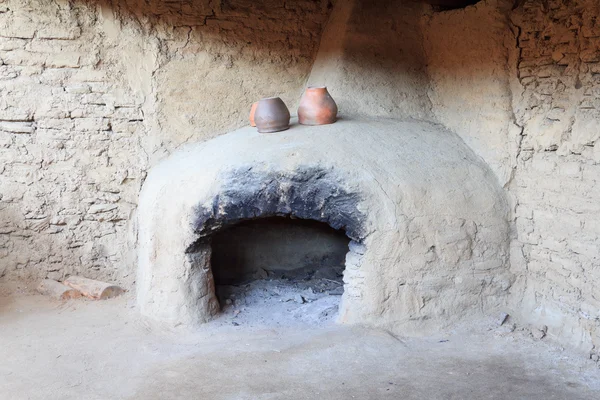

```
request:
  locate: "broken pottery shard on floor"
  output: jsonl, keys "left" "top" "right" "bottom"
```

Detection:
{"left": 37, "top": 279, "right": 83, "bottom": 300}
{"left": 64, "top": 276, "right": 124, "bottom": 300}
{"left": 497, "top": 312, "right": 509, "bottom": 326}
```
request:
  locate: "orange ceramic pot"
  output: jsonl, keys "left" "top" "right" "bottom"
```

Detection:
{"left": 249, "top": 101, "right": 258, "bottom": 127}
{"left": 298, "top": 86, "right": 338, "bottom": 126}
{"left": 254, "top": 97, "right": 290, "bottom": 133}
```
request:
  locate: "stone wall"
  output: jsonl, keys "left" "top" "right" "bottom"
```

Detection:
{"left": 0, "top": 0, "right": 147, "bottom": 284}
{"left": 138, "top": 0, "right": 332, "bottom": 159}
{"left": 0, "top": 0, "right": 331, "bottom": 284}
{"left": 421, "top": 0, "right": 600, "bottom": 352}
{"left": 509, "top": 0, "right": 600, "bottom": 352}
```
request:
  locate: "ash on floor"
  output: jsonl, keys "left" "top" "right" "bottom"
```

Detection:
{"left": 213, "top": 276, "right": 344, "bottom": 328}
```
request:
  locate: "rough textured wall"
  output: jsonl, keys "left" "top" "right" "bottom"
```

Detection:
{"left": 0, "top": 0, "right": 147, "bottom": 284}
{"left": 423, "top": 0, "right": 521, "bottom": 185}
{"left": 422, "top": 0, "right": 600, "bottom": 353}
{"left": 0, "top": 0, "right": 331, "bottom": 284}
{"left": 509, "top": 0, "right": 600, "bottom": 352}
{"left": 311, "top": 0, "right": 520, "bottom": 185}
{"left": 2, "top": 0, "right": 598, "bottom": 355}
{"left": 134, "top": 0, "right": 332, "bottom": 159}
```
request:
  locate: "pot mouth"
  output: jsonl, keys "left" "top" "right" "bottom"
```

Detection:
{"left": 260, "top": 96, "right": 282, "bottom": 101}
{"left": 307, "top": 86, "right": 327, "bottom": 90}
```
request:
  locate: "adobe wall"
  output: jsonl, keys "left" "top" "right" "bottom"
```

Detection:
{"left": 0, "top": 0, "right": 331, "bottom": 283}
{"left": 423, "top": 0, "right": 600, "bottom": 353}
{"left": 509, "top": 0, "right": 600, "bottom": 353}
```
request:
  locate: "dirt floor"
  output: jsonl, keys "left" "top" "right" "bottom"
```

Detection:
{"left": 1, "top": 282, "right": 599, "bottom": 400}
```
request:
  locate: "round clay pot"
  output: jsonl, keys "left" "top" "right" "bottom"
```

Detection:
{"left": 249, "top": 101, "right": 258, "bottom": 127}
{"left": 298, "top": 86, "right": 338, "bottom": 126}
{"left": 254, "top": 97, "right": 290, "bottom": 133}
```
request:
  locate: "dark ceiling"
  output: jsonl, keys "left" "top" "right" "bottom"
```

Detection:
{"left": 422, "top": 0, "right": 482, "bottom": 10}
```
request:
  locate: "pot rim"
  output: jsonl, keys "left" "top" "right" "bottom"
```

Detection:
{"left": 306, "top": 86, "right": 327, "bottom": 90}
{"left": 260, "top": 96, "right": 282, "bottom": 101}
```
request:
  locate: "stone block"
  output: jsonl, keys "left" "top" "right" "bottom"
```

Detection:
{"left": 0, "top": 37, "right": 27, "bottom": 51}
{"left": 0, "top": 121, "right": 34, "bottom": 133}
{"left": 0, "top": 49, "right": 45, "bottom": 66}
{"left": 65, "top": 84, "right": 91, "bottom": 94}
{"left": 551, "top": 254, "right": 584, "bottom": 274}
{"left": 70, "top": 105, "right": 113, "bottom": 119}
{"left": 571, "top": 113, "right": 600, "bottom": 146}
{"left": 113, "top": 107, "right": 143, "bottom": 121}
{"left": 37, "top": 119, "right": 74, "bottom": 130}
{"left": 0, "top": 15, "right": 36, "bottom": 39}
{"left": 37, "top": 26, "right": 81, "bottom": 40}
{"left": 0, "top": 65, "right": 19, "bottom": 80}
{"left": 582, "top": 25, "right": 600, "bottom": 38}
{"left": 72, "top": 118, "right": 110, "bottom": 131}
{"left": 568, "top": 240, "right": 599, "bottom": 259}
{"left": 530, "top": 156, "right": 556, "bottom": 173}
{"left": 44, "top": 52, "right": 80, "bottom": 68}
{"left": 539, "top": 237, "right": 567, "bottom": 253}
{"left": 0, "top": 109, "right": 33, "bottom": 121}
{"left": 70, "top": 69, "right": 107, "bottom": 82}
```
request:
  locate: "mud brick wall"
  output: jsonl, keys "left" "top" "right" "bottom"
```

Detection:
{"left": 0, "top": 0, "right": 331, "bottom": 284}
{"left": 510, "top": 0, "right": 600, "bottom": 351}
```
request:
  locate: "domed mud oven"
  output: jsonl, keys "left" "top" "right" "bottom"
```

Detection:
{"left": 137, "top": 119, "right": 512, "bottom": 334}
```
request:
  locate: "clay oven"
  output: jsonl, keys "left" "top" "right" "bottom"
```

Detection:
{"left": 137, "top": 118, "right": 511, "bottom": 333}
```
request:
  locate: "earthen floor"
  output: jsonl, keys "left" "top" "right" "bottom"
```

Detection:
{"left": 1, "top": 285, "right": 598, "bottom": 400}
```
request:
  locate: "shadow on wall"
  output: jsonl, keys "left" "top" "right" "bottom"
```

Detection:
{"left": 0, "top": 0, "right": 518, "bottom": 290}
{"left": 93, "top": 0, "right": 511, "bottom": 138}
{"left": 9, "top": 0, "right": 517, "bottom": 157}
{"left": 307, "top": 0, "right": 434, "bottom": 120}
{"left": 421, "top": 0, "right": 518, "bottom": 185}
{"left": 91, "top": 0, "right": 516, "bottom": 162}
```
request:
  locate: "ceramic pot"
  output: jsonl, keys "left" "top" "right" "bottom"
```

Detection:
{"left": 249, "top": 101, "right": 258, "bottom": 127}
{"left": 254, "top": 97, "right": 290, "bottom": 133}
{"left": 298, "top": 86, "right": 338, "bottom": 126}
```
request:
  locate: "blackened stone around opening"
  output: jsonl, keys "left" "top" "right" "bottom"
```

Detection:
{"left": 190, "top": 166, "right": 366, "bottom": 246}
